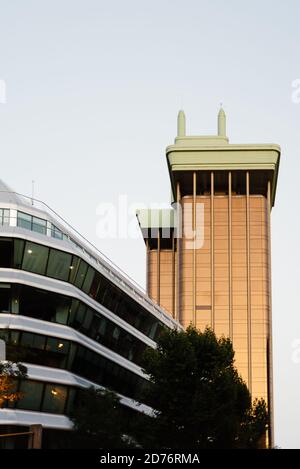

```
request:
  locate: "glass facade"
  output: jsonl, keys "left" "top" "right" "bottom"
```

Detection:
{"left": 0, "top": 237, "right": 165, "bottom": 341}
{"left": 0, "top": 329, "right": 150, "bottom": 402}
{"left": 0, "top": 283, "right": 148, "bottom": 366}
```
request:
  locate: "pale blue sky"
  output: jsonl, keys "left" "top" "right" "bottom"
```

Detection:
{"left": 0, "top": 0, "right": 299, "bottom": 448}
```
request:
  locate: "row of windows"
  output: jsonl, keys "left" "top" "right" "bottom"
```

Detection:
{"left": 0, "top": 283, "right": 148, "bottom": 366}
{"left": 3, "top": 378, "right": 75, "bottom": 415}
{"left": 0, "top": 208, "right": 63, "bottom": 240}
{"left": 0, "top": 237, "right": 165, "bottom": 340}
{"left": 17, "top": 211, "right": 48, "bottom": 236}
{"left": 3, "top": 207, "right": 124, "bottom": 273}
{"left": 17, "top": 211, "right": 65, "bottom": 240}
{"left": 0, "top": 328, "right": 150, "bottom": 403}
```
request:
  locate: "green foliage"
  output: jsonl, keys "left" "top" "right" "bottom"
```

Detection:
{"left": 139, "top": 326, "right": 268, "bottom": 449}
{"left": 68, "top": 387, "right": 136, "bottom": 448}
{"left": 0, "top": 361, "right": 28, "bottom": 408}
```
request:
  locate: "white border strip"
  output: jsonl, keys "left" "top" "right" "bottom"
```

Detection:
{"left": 0, "top": 408, "right": 72, "bottom": 430}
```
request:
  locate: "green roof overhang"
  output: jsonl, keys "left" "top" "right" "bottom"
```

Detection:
{"left": 166, "top": 143, "right": 281, "bottom": 207}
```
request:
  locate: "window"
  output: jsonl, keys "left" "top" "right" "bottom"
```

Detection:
{"left": 17, "top": 212, "right": 32, "bottom": 230}
{"left": 68, "top": 298, "right": 79, "bottom": 326}
{"left": 51, "top": 224, "right": 63, "bottom": 240}
{"left": 42, "top": 384, "right": 67, "bottom": 414}
{"left": 65, "top": 388, "right": 76, "bottom": 415}
{"left": 13, "top": 239, "right": 24, "bottom": 268}
{"left": 0, "top": 208, "right": 10, "bottom": 225}
{"left": 73, "top": 260, "right": 88, "bottom": 289}
{"left": 44, "top": 337, "right": 69, "bottom": 368}
{"left": 80, "top": 307, "right": 93, "bottom": 332}
{"left": 22, "top": 241, "right": 49, "bottom": 275}
{"left": 68, "top": 256, "right": 80, "bottom": 283}
{"left": 46, "top": 249, "right": 72, "bottom": 281}
{"left": 75, "top": 303, "right": 86, "bottom": 326}
{"left": 18, "top": 284, "right": 71, "bottom": 324}
{"left": 20, "top": 332, "right": 46, "bottom": 350}
{"left": 0, "top": 238, "right": 13, "bottom": 267}
{"left": 45, "top": 337, "right": 69, "bottom": 354}
{"left": 0, "top": 284, "right": 11, "bottom": 313}
{"left": 82, "top": 266, "right": 95, "bottom": 294}
{"left": 17, "top": 211, "right": 47, "bottom": 235}
{"left": 32, "top": 216, "right": 47, "bottom": 235}
{"left": 16, "top": 380, "right": 43, "bottom": 411}
{"left": 89, "top": 272, "right": 101, "bottom": 299}
{"left": 54, "top": 300, "right": 70, "bottom": 325}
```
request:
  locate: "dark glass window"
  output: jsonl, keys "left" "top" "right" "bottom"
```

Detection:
{"left": 46, "top": 249, "right": 72, "bottom": 281}
{"left": 89, "top": 272, "right": 101, "bottom": 299}
{"left": 74, "top": 303, "right": 86, "bottom": 327}
{"left": 53, "top": 298, "right": 70, "bottom": 325}
{"left": 80, "top": 307, "right": 93, "bottom": 333}
{"left": 19, "top": 285, "right": 71, "bottom": 324}
{"left": 0, "top": 329, "right": 9, "bottom": 341}
{"left": 68, "top": 298, "right": 80, "bottom": 326}
{"left": 90, "top": 315, "right": 107, "bottom": 341}
{"left": 13, "top": 239, "right": 24, "bottom": 268}
{"left": 10, "top": 330, "right": 19, "bottom": 345}
{"left": 0, "top": 284, "right": 10, "bottom": 313}
{"left": 68, "top": 256, "right": 80, "bottom": 283}
{"left": 66, "top": 388, "right": 76, "bottom": 415}
{"left": 16, "top": 380, "right": 43, "bottom": 411}
{"left": 0, "top": 238, "right": 13, "bottom": 267}
{"left": 20, "top": 332, "right": 46, "bottom": 350}
{"left": 45, "top": 337, "right": 69, "bottom": 354}
{"left": 73, "top": 260, "right": 88, "bottom": 289}
{"left": 22, "top": 242, "right": 49, "bottom": 275}
{"left": 44, "top": 337, "right": 69, "bottom": 368}
{"left": 82, "top": 266, "right": 95, "bottom": 294}
{"left": 42, "top": 384, "right": 67, "bottom": 414}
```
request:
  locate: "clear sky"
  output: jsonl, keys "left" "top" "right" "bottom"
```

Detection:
{"left": 0, "top": 0, "right": 299, "bottom": 448}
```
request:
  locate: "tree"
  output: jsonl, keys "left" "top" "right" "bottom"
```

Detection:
{"left": 68, "top": 387, "right": 135, "bottom": 448}
{"left": 139, "top": 326, "right": 268, "bottom": 449}
{"left": 0, "top": 361, "right": 28, "bottom": 408}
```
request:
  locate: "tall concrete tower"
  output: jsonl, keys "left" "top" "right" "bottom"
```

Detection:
{"left": 137, "top": 109, "right": 280, "bottom": 446}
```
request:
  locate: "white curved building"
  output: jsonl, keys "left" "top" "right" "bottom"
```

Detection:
{"left": 0, "top": 180, "right": 180, "bottom": 446}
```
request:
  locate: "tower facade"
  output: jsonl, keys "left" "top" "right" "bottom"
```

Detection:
{"left": 137, "top": 109, "right": 280, "bottom": 445}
